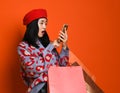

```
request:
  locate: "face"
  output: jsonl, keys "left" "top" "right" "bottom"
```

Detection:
{"left": 38, "top": 18, "right": 48, "bottom": 37}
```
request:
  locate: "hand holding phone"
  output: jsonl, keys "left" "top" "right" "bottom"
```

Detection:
{"left": 57, "top": 24, "right": 68, "bottom": 43}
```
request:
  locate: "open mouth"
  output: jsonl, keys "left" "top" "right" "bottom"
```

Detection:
{"left": 42, "top": 31, "right": 45, "bottom": 34}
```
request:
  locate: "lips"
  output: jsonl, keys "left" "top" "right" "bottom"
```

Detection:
{"left": 41, "top": 31, "right": 45, "bottom": 34}
{"left": 38, "top": 31, "right": 46, "bottom": 37}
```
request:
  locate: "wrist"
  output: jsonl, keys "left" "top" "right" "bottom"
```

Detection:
{"left": 62, "top": 42, "right": 67, "bottom": 50}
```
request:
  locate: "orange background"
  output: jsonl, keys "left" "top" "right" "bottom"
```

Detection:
{"left": 0, "top": 0, "right": 120, "bottom": 93}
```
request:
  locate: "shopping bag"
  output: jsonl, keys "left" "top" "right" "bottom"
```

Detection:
{"left": 48, "top": 66, "right": 87, "bottom": 93}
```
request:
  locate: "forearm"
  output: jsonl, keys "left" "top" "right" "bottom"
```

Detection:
{"left": 59, "top": 46, "right": 69, "bottom": 66}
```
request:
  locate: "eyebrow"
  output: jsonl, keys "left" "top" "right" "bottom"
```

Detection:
{"left": 40, "top": 19, "right": 48, "bottom": 23}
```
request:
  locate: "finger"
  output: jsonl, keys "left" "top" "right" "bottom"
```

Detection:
{"left": 54, "top": 40, "right": 60, "bottom": 47}
{"left": 59, "top": 31, "right": 66, "bottom": 37}
{"left": 64, "top": 30, "right": 67, "bottom": 34}
{"left": 59, "top": 30, "right": 65, "bottom": 35}
{"left": 59, "top": 33, "right": 65, "bottom": 39}
{"left": 62, "top": 30, "right": 68, "bottom": 37}
{"left": 58, "top": 36, "right": 64, "bottom": 41}
{"left": 58, "top": 36, "right": 66, "bottom": 42}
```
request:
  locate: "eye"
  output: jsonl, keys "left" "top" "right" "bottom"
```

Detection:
{"left": 40, "top": 22, "right": 43, "bottom": 25}
{"left": 39, "top": 22, "right": 47, "bottom": 26}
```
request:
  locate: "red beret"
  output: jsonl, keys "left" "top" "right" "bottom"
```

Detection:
{"left": 23, "top": 9, "right": 47, "bottom": 25}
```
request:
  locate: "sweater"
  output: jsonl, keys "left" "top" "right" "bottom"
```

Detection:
{"left": 17, "top": 41, "right": 69, "bottom": 93}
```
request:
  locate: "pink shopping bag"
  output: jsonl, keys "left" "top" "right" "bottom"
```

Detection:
{"left": 48, "top": 66, "right": 87, "bottom": 93}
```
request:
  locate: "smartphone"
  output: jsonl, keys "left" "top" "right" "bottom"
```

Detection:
{"left": 57, "top": 24, "right": 68, "bottom": 43}
{"left": 62, "top": 24, "right": 68, "bottom": 33}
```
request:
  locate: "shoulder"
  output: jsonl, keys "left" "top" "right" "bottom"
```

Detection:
{"left": 18, "top": 41, "right": 29, "bottom": 49}
{"left": 18, "top": 41, "right": 37, "bottom": 51}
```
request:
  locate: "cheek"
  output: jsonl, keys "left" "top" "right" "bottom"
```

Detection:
{"left": 38, "top": 24, "right": 41, "bottom": 30}
{"left": 38, "top": 25, "right": 42, "bottom": 32}
{"left": 38, "top": 30, "right": 43, "bottom": 37}
{"left": 38, "top": 30, "right": 41, "bottom": 35}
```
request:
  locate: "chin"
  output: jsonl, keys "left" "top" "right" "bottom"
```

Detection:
{"left": 38, "top": 34, "right": 42, "bottom": 37}
{"left": 39, "top": 36, "right": 43, "bottom": 38}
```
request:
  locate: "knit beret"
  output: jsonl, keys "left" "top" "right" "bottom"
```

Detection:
{"left": 23, "top": 9, "right": 47, "bottom": 25}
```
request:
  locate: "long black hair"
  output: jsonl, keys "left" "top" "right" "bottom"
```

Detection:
{"left": 23, "top": 19, "right": 50, "bottom": 48}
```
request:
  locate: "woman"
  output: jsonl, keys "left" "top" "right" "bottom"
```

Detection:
{"left": 17, "top": 9, "right": 69, "bottom": 93}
